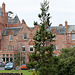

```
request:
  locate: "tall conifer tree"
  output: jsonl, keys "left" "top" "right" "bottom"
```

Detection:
{"left": 27, "top": 0, "right": 58, "bottom": 75}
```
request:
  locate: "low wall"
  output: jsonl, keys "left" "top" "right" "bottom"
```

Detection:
{"left": 0, "top": 73, "right": 22, "bottom": 75}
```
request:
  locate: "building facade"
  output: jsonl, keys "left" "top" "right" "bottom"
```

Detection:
{"left": 0, "top": 3, "right": 75, "bottom": 64}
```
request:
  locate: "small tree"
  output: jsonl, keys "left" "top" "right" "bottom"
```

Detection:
{"left": 28, "top": 0, "right": 59, "bottom": 75}
{"left": 8, "top": 11, "right": 14, "bottom": 19}
{"left": 14, "top": 52, "right": 22, "bottom": 66}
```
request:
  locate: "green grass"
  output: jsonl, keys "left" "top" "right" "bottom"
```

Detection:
{"left": 0, "top": 70, "right": 32, "bottom": 75}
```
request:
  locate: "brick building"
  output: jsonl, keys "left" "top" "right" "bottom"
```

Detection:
{"left": 0, "top": 3, "right": 75, "bottom": 64}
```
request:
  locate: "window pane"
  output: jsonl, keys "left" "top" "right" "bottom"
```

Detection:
{"left": 30, "top": 45, "right": 33, "bottom": 51}
{"left": 2, "top": 54, "right": 5, "bottom": 57}
{"left": 72, "top": 34, "right": 75, "bottom": 40}
{"left": 6, "top": 54, "right": 9, "bottom": 57}
{"left": 53, "top": 34, "right": 56, "bottom": 40}
{"left": 24, "top": 34, "right": 27, "bottom": 39}
{"left": 2, "top": 58, "right": 5, "bottom": 62}
{"left": 10, "top": 54, "right": 13, "bottom": 57}
{"left": 22, "top": 46, "right": 25, "bottom": 51}
{"left": 6, "top": 58, "right": 9, "bottom": 62}
{"left": 9, "top": 35, "right": 13, "bottom": 41}
{"left": 10, "top": 58, "right": 12, "bottom": 62}
{"left": 30, "top": 47, "right": 33, "bottom": 51}
{"left": 53, "top": 45, "right": 58, "bottom": 50}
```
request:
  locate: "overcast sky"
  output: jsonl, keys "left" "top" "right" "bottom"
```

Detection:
{"left": 0, "top": 0, "right": 75, "bottom": 27}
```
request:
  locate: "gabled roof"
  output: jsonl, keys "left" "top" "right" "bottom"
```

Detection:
{"left": 3, "top": 27, "right": 21, "bottom": 36}
{"left": 8, "top": 15, "right": 20, "bottom": 24}
{"left": 47, "top": 26, "right": 66, "bottom": 34}
{"left": 67, "top": 25, "right": 75, "bottom": 33}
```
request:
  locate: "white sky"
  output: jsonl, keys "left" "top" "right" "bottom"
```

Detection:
{"left": 0, "top": 0, "right": 75, "bottom": 27}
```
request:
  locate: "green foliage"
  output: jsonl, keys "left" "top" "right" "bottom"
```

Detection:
{"left": 14, "top": 52, "right": 23, "bottom": 66}
{"left": 28, "top": 0, "right": 59, "bottom": 75}
{"left": 59, "top": 48, "right": 75, "bottom": 59}
{"left": 36, "top": 71, "right": 39, "bottom": 75}
{"left": 38, "top": 56, "right": 59, "bottom": 75}
{"left": 8, "top": 11, "right": 14, "bottom": 19}
{"left": 26, "top": 62, "right": 37, "bottom": 69}
{"left": 32, "top": 71, "right": 35, "bottom": 75}
{"left": 58, "top": 48, "right": 75, "bottom": 75}
{"left": 34, "top": 21, "right": 38, "bottom": 26}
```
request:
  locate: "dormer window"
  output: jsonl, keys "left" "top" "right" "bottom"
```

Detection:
{"left": 9, "top": 35, "right": 13, "bottom": 41}
{"left": 24, "top": 34, "right": 27, "bottom": 40}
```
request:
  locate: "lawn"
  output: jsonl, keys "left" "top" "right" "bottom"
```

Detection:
{"left": 0, "top": 70, "right": 32, "bottom": 75}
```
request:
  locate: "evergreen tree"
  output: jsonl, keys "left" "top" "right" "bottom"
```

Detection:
{"left": 27, "top": 0, "right": 58, "bottom": 75}
{"left": 57, "top": 48, "right": 75, "bottom": 75}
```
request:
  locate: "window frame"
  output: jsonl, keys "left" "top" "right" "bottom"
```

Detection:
{"left": 72, "top": 34, "right": 75, "bottom": 40}
{"left": 30, "top": 45, "right": 33, "bottom": 52}
{"left": 53, "top": 45, "right": 58, "bottom": 50}
{"left": 53, "top": 33, "right": 56, "bottom": 40}
{"left": 22, "top": 46, "right": 25, "bottom": 51}
{"left": 9, "top": 34, "right": 13, "bottom": 41}
{"left": 23, "top": 34, "right": 27, "bottom": 40}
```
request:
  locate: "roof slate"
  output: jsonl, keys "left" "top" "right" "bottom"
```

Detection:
{"left": 3, "top": 27, "right": 21, "bottom": 36}
{"left": 3, "top": 26, "right": 67, "bottom": 36}
{"left": 47, "top": 26, "right": 66, "bottom": 34}
{"left": 67, "top": 25, "right": 75, "bottom": 33}
{"left": 8, "top": 15, "right": 20, "bottom": 24}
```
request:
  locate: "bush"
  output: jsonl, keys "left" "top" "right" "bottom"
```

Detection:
{"left": 27, "top": 62, "right": 37, "bottom": 69}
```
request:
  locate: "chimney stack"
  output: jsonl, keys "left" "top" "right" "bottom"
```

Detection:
{"left": 65, "top": 21, "right": 68, "bottom": 28}
{"left": 22, "top": 19, "right": 26, "bottom": 25}
{"left": 2, "top": 2, "right": 5, "bottom": 14}
{"left": 22, "top": 19, "right": 25, "bottom": 24}
{"left": 59, "top": 24, "right": 63, "bottom": 26}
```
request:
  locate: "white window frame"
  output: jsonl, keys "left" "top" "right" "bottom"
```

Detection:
{"left": 72, "top": 34, "right": 75, "bottom": 40}
{"left": 56, "top": 45, "right": 58, "bottom": 50}
{"left": 30, "top": 45, "right": 33, "bottom": 52}
{"left": 53, "top": 34, "right": 56, "bottom": 40}
{"left": 53, "top": 45, "right": 58, "bottom": 50}
{"left": 9, "top": 35, "right": 13, "bottom": 41}
{"left": 24, "top": 34, "right": 27, "bottom": 40}
{"left": 22, "top": 46, "right": 25, "bottom": 51}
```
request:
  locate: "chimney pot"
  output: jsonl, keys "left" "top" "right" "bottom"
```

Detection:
{"left": 65, "top": 21, "right": 68, "bottom": 28}
{"left": 59, "top": 24, "right": 63, "bottom": 26}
